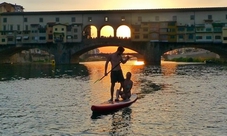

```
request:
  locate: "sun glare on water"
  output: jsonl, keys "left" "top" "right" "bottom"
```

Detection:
{"left": 134, "top": 61, "right": 144, "bottom": 65}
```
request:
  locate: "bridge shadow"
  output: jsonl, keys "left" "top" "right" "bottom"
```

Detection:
{"left": 0, "top": 63, "right": 89, "bottom": 81}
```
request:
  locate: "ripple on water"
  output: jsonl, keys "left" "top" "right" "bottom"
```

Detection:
{"left": 0, "top": 63, "right": 227, "bottom": 135}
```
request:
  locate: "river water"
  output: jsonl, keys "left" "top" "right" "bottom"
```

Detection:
{"left": 0, "top": 61, "right": 227, "bottom": 136}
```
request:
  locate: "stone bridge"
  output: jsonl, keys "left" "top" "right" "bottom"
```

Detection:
{"left": 0, "top": 37, "right": 227, "bottom": 65}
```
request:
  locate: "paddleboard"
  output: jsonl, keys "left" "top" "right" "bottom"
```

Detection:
{"left": 91, "top": 94, "right": 138, "bottom": 112}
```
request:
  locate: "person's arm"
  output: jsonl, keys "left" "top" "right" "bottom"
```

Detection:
{"left": 121, "top": 55, "right": 130, "bottom": 64}
{"left": 127, "top": 81, "right": 133, "bottom": 93}
{"left": 104, "top": 55, "right": 111, "bottom": 76}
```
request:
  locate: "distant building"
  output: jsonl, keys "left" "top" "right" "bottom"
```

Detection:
{"left": 0, "top": 2, "right": 24, "bottom": 13}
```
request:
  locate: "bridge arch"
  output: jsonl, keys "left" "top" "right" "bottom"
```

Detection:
{"left": 0, "top": 46, "right": 54, "bottom": 63}
{"left": 100, "top": 25, "right": 114, "bottom": 38}
{"left": 82, "top": 24, "right": 132, "bottom": 39}
{"left": 159, "top": 42, "right": 227, "bottom": 60}
{"left": 116, "top": 25, "right": 131, "bottom": 38}
{"left": 70, "top": 41, "right": 144, "bottom": 63}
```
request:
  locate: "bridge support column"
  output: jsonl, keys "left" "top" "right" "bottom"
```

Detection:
{"left": 143, "top": 42, "right": 161, "bottom": 65}
{"left": 53, "top": 43, "right": 72, "bottom": 65}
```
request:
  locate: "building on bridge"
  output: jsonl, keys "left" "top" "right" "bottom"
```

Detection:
{"left": 0, "top": 2, "right": 24, "bottom": 13}
{"left": 1, "top": 7, "right": 227, "bottom": 45}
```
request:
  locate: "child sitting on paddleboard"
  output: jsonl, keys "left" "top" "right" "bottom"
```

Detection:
{"left": 115, "top": 72, "right": 133, "bottom": 101}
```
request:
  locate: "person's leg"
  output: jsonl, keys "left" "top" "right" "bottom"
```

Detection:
{"left": 115, "top": 89, "right": 120, "bottom": 101}
{"left": 110, "top": 71, "right": 116, "bottom": 101}
{"left": 109, "top": 83, "right": 115, "bottom": 101}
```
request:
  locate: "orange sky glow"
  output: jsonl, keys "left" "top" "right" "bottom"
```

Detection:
{"left": 92, "top": 25, "right": 134, "bottom": 53}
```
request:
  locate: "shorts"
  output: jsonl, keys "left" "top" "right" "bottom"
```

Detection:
{"left": 110, "top": 70, "right": 124, "bottom": 83}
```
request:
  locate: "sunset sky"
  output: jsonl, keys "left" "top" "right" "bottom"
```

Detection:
{"left": 7, "top": 0, "right": 227, "bottom": 11}
{"left": 6, "top": 0, "right": 227, "bottom": 53}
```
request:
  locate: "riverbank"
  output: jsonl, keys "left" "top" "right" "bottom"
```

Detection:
{"left": 167, "top": 57, "right": 227, "bottom": 65}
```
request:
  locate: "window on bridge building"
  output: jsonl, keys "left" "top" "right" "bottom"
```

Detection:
{"left": 48, "top": 34, "right": 53, "bottom": 40}
{"left": 143, "top": 34, "right": 148, "bottom": 39}
{"left": 71, "top": 17, "right": 76, "bottom": 22}
{"left": 215, "top": 35, "right": 221, "bottom": 39}
{"left": 172, "top": 16, "right": 177, "bottom": 21}
{"left": 152, "top": 33, "right": 158, "bottom": 38}
{"left": 196, "top": 36, "right": 203, "bottom": 39}
{"left": 190, "top": 15, "right": 195, "bottom": 20}
{"left": 178, "top": 35, "right": 184, "bottom": 39}
{"left": 39, "top": 36, "right": 46, "bottom": 40}
{"left": 121, "top": 16, "right": 125, "bottom": 22}
{"left": 208, "top": 15, "right": 212, "bottom": 20}
{"left": 138, "top": 16, "right": 142, "bottom": 22}
{"left": 17, "top": 25, "right": 20, "bottom": 31}
{"left": 23, "top": 36, "right": 29, "bottom": 40}
{"left": 24, "top": 17, "right": 27, "bottom": 22}
{"left": 10, "top": 25, "right": 13, "bottom": 31}
{"left": 178, "top": 27, "right": 184, "bottom": 32}
{"left": 3, "top": 25, "right": 6, "bottom": 31}
{"left": 135, "top": 28, "right": 140, "bottom": 32}
{"left": 143, "top": 27, "right": 148, "bottom": 32}
{"left": 88, "top": 17, "right": 92, "bottom": 22}
{"left": 155, "top": 16, "right": 159, "bottom": 21}
{"left": 74, "top": 35, "right": 78, "bottom": 39}
{"left": 16, "top": 37, "right": 22, "bottom": 41}
{"left": 104, "top": 17, "right": 108, "bottom": 22}
{"left": 1, "top": 32, "right": 6, "bottom": 35}
{"left": 56, "top": 17, "right": 60, "bottom": 22}
{"left": 135, "top": 35, "right": 140, "bottom": 39}
{"left": 7, "top": 37, "right": 13, "bottom": 42}
{"left": 3, "top": 18, "right": 7, "bottom": 23}
{"left": 2, "top": 39, "right": 6, "bottom": 43}
{"left": 25, "top": 25, "right": 28, "bottom": 31}
{"left": 206, "top": 36, "right": 212, "bottom": 39}
{"left": 39, "top": 18, "right": 43, "bottom": 23}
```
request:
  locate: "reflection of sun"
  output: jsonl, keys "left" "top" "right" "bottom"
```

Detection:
{"left": 134, "top": 61, "right": 144, "bottom": 65}
{"left": 161, "top": 62, "right": 177, "bottom": 76}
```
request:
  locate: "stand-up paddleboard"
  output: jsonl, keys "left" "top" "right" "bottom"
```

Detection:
{"left": 91, "top": 94, "right": 138, "bottom": 112}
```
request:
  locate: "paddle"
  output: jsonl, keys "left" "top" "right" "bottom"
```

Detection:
{"left": 94, "top": 62, "right": 121, "bottom": 83}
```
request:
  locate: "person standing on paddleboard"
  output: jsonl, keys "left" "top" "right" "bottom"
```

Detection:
{"left": 104, "top": 46, "right": 130, "bottom": 102}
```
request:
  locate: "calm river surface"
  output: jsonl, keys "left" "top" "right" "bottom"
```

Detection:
{"left": 0, "top": 61, "right": 227, "bottom": 136}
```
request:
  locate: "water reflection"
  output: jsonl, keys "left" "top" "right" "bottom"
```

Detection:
{"left": 161, "top": 62, "right": 177, "bottom": 76}
{"left": 110, "top": 107, "right": 132, "bottom": 136}
{"left": 91, "top": 107, "right": 132, "bottom": 136}
{"left": 0, "top": 64, "right": 89, "bottom": 81}
{"left": 1, "top": 61, "right": 227, "bottom": 135}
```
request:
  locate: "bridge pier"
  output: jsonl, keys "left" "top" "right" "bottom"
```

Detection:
{"left": 143, "top": 42, "right": 161, "bottom": 65}
{"left": 52, "top": 43, "right": 72, "bottom": 65}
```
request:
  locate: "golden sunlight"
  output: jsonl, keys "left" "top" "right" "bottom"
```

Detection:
{"left": 134, "top": 61, "right": 145, "bottom": 65}
{"left": 101, "top": 25, "right": 114, "bottom": 37}
{"left": 91, "top": 25, "right": 97, "bottom": 38}
{"left": 117, "top": 25, "right": 131, "bottom": 38}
